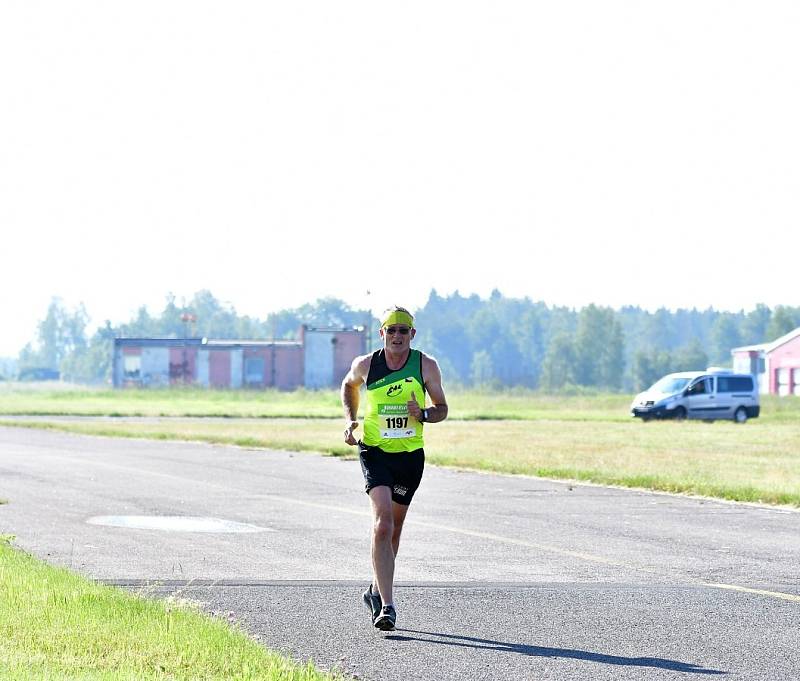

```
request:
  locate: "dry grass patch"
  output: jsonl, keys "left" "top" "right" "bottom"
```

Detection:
{"left": 3, "top": 417, "right": 799, "bottom": 507}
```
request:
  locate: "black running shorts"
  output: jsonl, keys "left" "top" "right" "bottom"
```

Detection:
{"left": 358, "top": 442, "right": 425, "bottom": 506}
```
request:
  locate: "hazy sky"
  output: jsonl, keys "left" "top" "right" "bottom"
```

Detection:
{"left": 1, "top": 2, "right": 798, "bottom": 356}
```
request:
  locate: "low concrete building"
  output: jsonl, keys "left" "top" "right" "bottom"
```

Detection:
{"left": 732, "top": 327, "right": 800, "bottom": 396}
{"left": 113, "top": 326, "right": 366, "bottom": 390}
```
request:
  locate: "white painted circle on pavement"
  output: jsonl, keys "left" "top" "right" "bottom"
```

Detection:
{"left": 86, "top": 515, "right": 272, "bottom": 533}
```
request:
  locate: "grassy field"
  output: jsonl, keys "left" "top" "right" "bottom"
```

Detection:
{"left": 0, "top": 384, "right": 634, "bottom": 420}
{"left": 1, "top": 386, "right": 798, "bottom": 677}
{"left": 1, "top": 385, "right": 798, "bottom": 507}
{"left": 0, "top": 385, "right": 349, "bottom": 419}
{"left": 0, "top": 537, "right": 341, "bottom": 681}
{"left": 1, "top": 383, "right": 799, "bottom": 422}
{"left": 4, "top": 413, "right": 800, "bottom": 507}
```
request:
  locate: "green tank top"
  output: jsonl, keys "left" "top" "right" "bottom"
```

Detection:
{"left": 363, "top": 349, "right": 426, "bottom": 452}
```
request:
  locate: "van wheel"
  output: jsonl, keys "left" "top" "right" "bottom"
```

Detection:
{"left": 734, "top": 407, "right": 748, "bottom": 424}
{"left": 673, "top": 407, "right": 687, "bottom": 421}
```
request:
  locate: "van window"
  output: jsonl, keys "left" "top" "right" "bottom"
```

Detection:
{"left": 718, "top": 376, "right": 754, "bottom": 393}
{"left": 687, "top": 379, "right": 708, "bottom": 395}
{"left": 650, "top": 376, "right": 691, "bottom": 393}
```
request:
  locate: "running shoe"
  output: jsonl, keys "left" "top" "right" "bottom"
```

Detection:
{"left": 362, "top": 584, "right": 381, "bottom": 622}
{"left": 373, "top": 604, "right": 397, "bottom": 631}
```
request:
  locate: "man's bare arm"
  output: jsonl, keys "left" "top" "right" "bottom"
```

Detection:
{"left": 421, "top": 354, "right": 448, "bottom": 423}
{"left": 340, "top": 354, "right": 370, "bottom": 445}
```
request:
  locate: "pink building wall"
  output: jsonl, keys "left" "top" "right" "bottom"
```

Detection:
{"left": 209, "top": 350, "right": 231, "bottom": 388}
{"left": 768, "top": 334, "right": 800, "bottom": 395}
{"left": 115, "top": 328, "right": 364, "bottom": 390}
{"left": 240, "top": 346, "right": 303, "bottom": 389}
{"left": 334, "top": 332, "right": 364, "bottom": 386}
{"left": 169, "top": 346, "right": 197, "bottom": 384}
{"left": 275, "top": 346, "right": 303, "bottom": 390}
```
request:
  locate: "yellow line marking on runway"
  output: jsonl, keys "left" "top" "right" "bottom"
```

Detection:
{"left": 268, "top": 496, "right": 800, "bottom": 603}
{"left": 708, "top": 583, "right": 800, "bottom": 603}
{"left": 406, "top": 519, "right": 635, "bottom": 569}
{"left": 262, "top": 495, "right": 653, "bottom": 571}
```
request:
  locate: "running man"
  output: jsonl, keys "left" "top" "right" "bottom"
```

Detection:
{"left": 341, "top": 306, "right": 448, "bottom": 631}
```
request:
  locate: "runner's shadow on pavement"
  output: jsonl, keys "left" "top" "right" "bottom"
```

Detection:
{"left": 387, "top": 629, "right": 726, "bottom": 675}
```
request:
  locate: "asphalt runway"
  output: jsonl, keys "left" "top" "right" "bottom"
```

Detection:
{"left": 1, "top": 426, "right": 799, "bottom": 680}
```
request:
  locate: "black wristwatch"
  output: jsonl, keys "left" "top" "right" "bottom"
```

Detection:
{"left": 421, "top": 408, "right": 429, "bottom": 422}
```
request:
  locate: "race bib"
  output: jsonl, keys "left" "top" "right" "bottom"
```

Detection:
{"left": 378, "top": 403, "right": 417, "bottom": 439}
{"left": 380, "top": 427, "right": 417, "bottom": 439}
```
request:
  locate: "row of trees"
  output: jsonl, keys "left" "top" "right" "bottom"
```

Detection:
{"left": 13, "top": 292, "right": 372, "bottom": 385}
{"left": 12, "top": 290, "right": 800, "bottom": 392}
{"left": 412, "top": 291, "right": 799, "bottom": 391}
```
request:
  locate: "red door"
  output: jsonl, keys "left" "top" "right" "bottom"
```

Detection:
{"left": 209, "top": 350, "right": 231, "bottom": 388}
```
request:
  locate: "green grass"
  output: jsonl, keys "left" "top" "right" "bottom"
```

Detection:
{"left": 2, "top": 383, "right": 798, "bottom": 422}
{"left": 0, "top": 385, "right": 346, "bottom": 419}
{"left": 1, "top": 388, "right": 798, "bottom": 675}
{"left": 2, "top": 384, "right": 798, "bottom": 506}
{"left": 4, "top": 415, "right": 799, "bottom": 507}
{"left": 0, "top": 537, "right": 342, "bottom": 680}
{"left": 7, "top": 386, "right": 795, "bottom": 678}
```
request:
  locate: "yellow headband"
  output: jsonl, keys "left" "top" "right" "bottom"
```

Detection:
{"left": 381, "top": 310, "right": 414, "bottom": 328}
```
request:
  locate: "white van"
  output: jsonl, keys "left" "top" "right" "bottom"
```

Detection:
{"left": 631, "top": 370, "right": 760, "bottom": 423}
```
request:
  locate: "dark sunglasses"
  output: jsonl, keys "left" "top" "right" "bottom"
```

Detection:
{"left": 384, "top": 326, "right": 411, "bottom": 335}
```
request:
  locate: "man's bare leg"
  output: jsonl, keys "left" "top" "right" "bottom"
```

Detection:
{"left": 391, "top": 500, "right": 410, "bottom": 558}
{"left": 368, "top": 486, "right": 398, "bottom": 606}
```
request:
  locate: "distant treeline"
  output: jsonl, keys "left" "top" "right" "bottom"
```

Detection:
{"left": 11, "top": 290, "right": 800, "bottom": 392}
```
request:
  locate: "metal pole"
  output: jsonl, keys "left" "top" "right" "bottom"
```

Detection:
{"left": 365, "top": 289, "right": 371, "bottom": 354}
{"left": 270, "top": 319, "right": 277, "bottom": 388}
